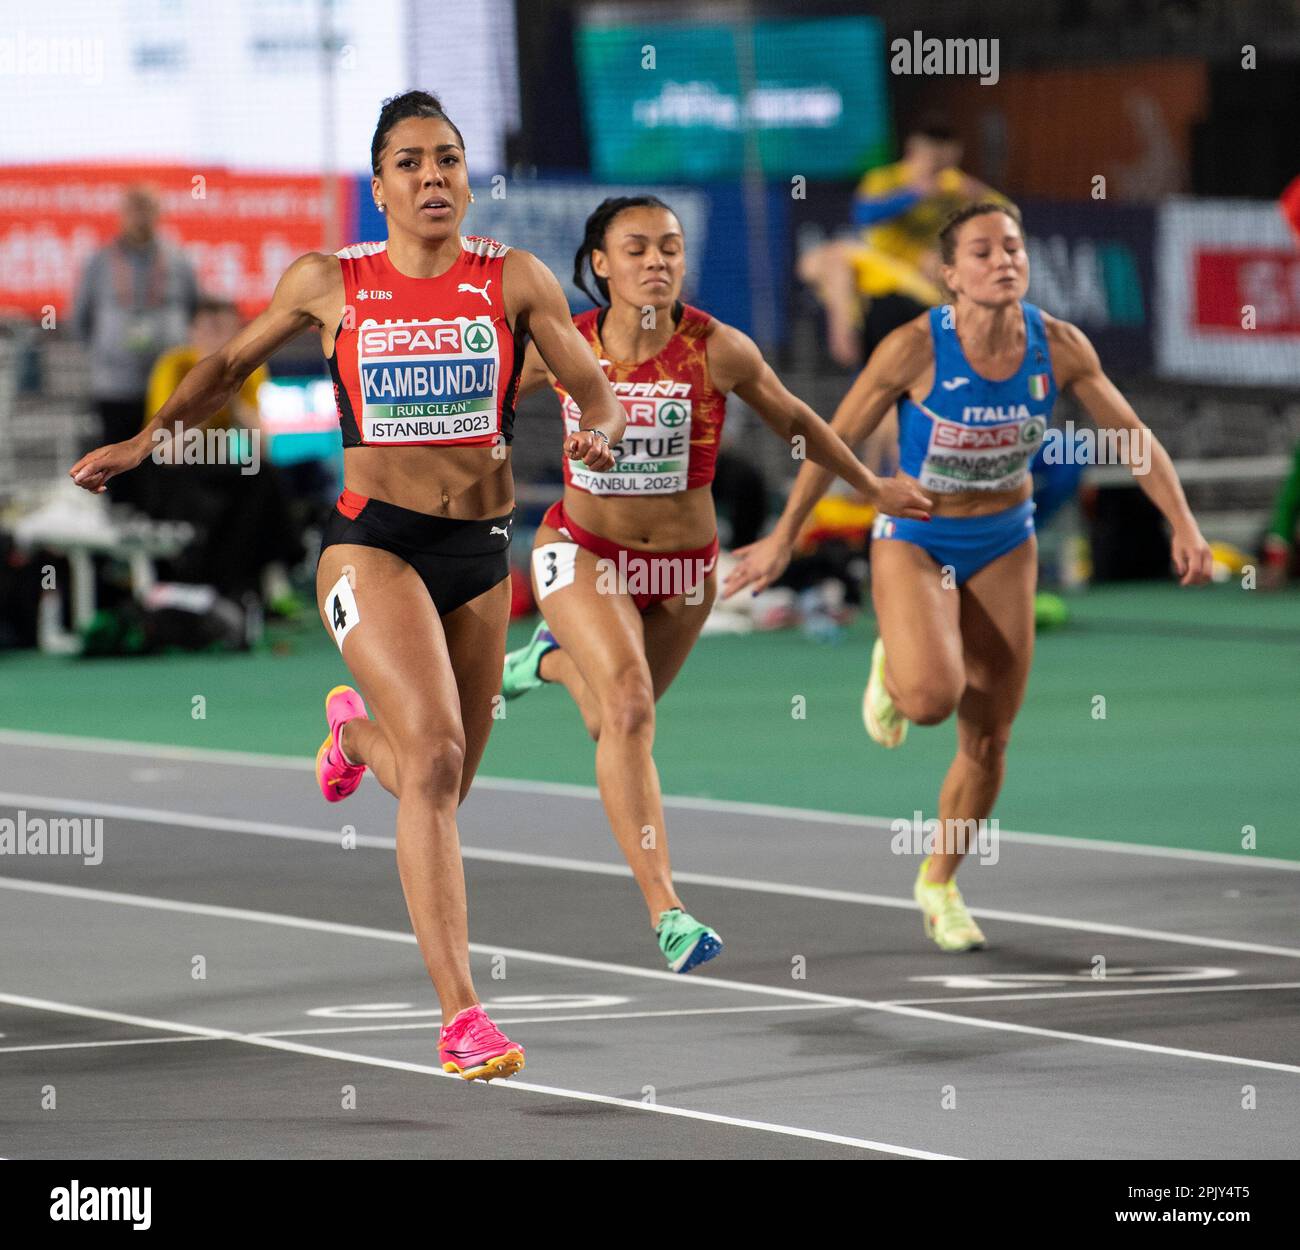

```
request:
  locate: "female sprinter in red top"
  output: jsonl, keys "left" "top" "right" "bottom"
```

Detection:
{"left": 726, "top": 202, "right": 1212, "bottom": 953}
{"left": 70, "top": 91, "right": 625, "bottom": 1081}
{"left": 500, "top": 196, "right": 930, "bottom": 972}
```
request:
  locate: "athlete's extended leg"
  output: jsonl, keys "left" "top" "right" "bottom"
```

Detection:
{"left": 929, "top": 535, "right": 1037, "bottom": 885}
{"left": 528, "top": 529, "right": 680, "bottom": 919}
{"left": 316, "top": 545, "right": 479, "bottom": 1018}
{"left": 441, "top": 575, "right": 512, "bottom": 804}
{"left": 870, "top": 535, "right": 987, "bottom": 951}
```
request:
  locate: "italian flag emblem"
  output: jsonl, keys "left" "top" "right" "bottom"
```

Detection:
{"left": 1028, "top": 373, "right": 1050, "bottom": 401}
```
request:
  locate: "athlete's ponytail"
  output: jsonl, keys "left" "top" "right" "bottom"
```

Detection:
{"left": 573, "top": 195, "right": 676, "bottom": 305}
{"left": 370, "top": 90, "right": 465, "bottom": 174}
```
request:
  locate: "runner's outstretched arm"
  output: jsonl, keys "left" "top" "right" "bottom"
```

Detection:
{"left": 70, "top": 252, "right": 341, "bottom": 493}
{"left": 722, "top": 320, "right": 932, "bottom": 597}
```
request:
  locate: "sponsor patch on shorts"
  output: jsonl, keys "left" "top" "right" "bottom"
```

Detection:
{"left": 533, "top": 542, "right": 578, "bottom": 600}
{"left": 326, "top": 574, "right": 360, "bottom": 650}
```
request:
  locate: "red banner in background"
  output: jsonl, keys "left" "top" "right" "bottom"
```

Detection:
{"left": 1156, "top": 200, "right": 1300, "bottom": 383}
{"left": 0, "top": 164, "right": 353, "bottom": 320}
{"left": 1194, "top": 250, "right": 1300, "bottom": 334}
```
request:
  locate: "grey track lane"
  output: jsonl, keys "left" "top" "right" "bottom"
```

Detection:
{"left": 0, "top": 739, "right": 1297, "bottom": 1159}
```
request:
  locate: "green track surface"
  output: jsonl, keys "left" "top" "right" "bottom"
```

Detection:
{"left": 3, "top": 583, "right": 1296, "bottom": 860}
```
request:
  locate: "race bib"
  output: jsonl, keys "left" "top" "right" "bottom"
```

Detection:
{"left": 565, "top": 391, "right": 691, "bottom": 495}
{"left": 533, "top": 542, "right": 578, "bottom": 600}
{"left": 919, "top": 411, "right": 1045, "bottom": 492}
{"left": 357, "top": 317, "right": 500, "bottom": 444}
{"left": 326, "top": 574, "right": 359, "bottom": 650}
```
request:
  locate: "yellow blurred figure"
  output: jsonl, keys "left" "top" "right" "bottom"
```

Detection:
{"left": 798, "top": 117, "right": 1007, "bottom": 366}
{"left": 145, "top": 297, "right": 267, "bottom": 432}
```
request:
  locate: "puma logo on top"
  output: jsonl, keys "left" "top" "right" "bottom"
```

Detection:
{"left": 489, "top": 524, "right": 511, "bottom": 538}
{"left": 458, "top": 279, "right": 492, "bottom": 305}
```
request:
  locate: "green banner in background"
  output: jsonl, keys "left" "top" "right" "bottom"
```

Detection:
{"left": 577, "top": 16, "right": 890, "bottom": 182}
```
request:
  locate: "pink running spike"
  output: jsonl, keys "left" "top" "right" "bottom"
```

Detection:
{"left": 315, "top": 684, "right": 367, "bottom": 802}
{"left": 439, "top": 1005, "right": 525, "bottom": 1081}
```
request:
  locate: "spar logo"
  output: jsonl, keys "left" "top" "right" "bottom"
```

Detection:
{"left": 659, "top": 401, "right": 688, "bottom": 428}
{"left": 622, "top": 397, "right": 692, "bottom": 428}
{"left": 934, "top": 422, "right": 1020, "bottom": 450}
{"left": 933, "top": 415, "right": 1046, "bottom": 449}
{"left": 359, "top": 320, "right": 495, "bottom": 356}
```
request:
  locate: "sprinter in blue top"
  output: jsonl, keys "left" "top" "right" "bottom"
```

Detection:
{"left": 725, "top": 203, "right": 1213, "bottom": 952}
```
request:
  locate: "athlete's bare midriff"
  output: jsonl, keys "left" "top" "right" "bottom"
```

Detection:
{"left": 902, "top": 473, "right": 1032, "bottom": 517}
{"left": 562, "top": 482, "right": 717, "bottom": 550}
{"left": 343, "top": 444, "right": 515, "bottom": 520}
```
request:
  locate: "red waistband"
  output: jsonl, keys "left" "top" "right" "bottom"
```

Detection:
{"left": 337, "top": 488, "right": 369, "bottom": 520}
{"left": 542, "top": 500, "right": 718, "bottom": 564}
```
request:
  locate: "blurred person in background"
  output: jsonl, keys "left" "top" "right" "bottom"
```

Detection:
{"left": 1262, "top": 173, "right": 1300, "bottom": 588}
{"left": 1260, "top": 444, "right": 1300, "bottom": 587}
{"left": 799, "top": 117, "right": 1002, "bottom": 368}
{"left": 72, "top": 184, "right": 198, "bottom": 507}
{"left": 144, "top": 296, "right": 304, "bottom": 616}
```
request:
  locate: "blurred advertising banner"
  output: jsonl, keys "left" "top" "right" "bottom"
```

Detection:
{"left": 1021, "top": 199, "right": 1156, "bottom": 372}
{"left": 0, "top": 0, "right": 406, "bottom": 174}
{"left": 1156, "top": 199, "right": 1300, "bottom": 383}
{"left": 0, "top": 164, "right": 351, "bottom": 320}
{"left": 576, "top": 16, "right": 890, "bottom": 181}
{"left": 356, "top": 179, "right": 792, "bottom": 345}
{"left": 928, "top": 60, "right": 1207, "bottom": 202}
{"left": 790, "top": 189, "right": 1155, "bottom": 371}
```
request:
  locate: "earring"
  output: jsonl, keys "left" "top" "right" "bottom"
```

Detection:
{"left": 376, "top": 202, "right": 385, "bottom": 213}
{"left": 469, "top": 191, "right": 476, "bottom": 204}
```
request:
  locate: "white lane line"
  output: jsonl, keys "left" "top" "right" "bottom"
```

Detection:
{"left": 885, "top": 981, "right": 1300, "bottom": 1006}
{"left": 2, "top": 728, "right": 1293, "bottom": 871}
{"left": 3, "top": 792, "right": 1296, "bottom": 959}
{"left": 256, "top": 1002, "right": 847, "bottom": 1039}
{"left": 0, "top": 1035, "right": 214, "bottom": 1055}
{"left": 3, "top": 875, "right": 1298, "bottom": 1076}
{"left": 0, "top": 792, "right": 394, "bottom": 850}
{"left": 0, "top": 991, "right": 953, "bottom": 1160}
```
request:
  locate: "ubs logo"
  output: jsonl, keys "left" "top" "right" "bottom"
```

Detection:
{"left": 356, "top": 290, "right": 393, "bottom": 301}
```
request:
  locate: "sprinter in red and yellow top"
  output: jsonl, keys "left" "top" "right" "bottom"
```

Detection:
{"left": 71, "top": 90, "right": 628, "bottom": 1083}
{"left": 502, "top": 195, "right": 931, "bottom": 974}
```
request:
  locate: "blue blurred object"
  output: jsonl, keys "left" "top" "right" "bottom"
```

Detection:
{"left": 1031, "top": 443, "right": 1086, "bottom": 528}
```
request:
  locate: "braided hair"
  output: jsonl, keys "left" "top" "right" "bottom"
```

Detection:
{"left": 573, "top": 195, "right": 676, "bottom": 305}
{"left": 370, "top": 90, "right": 465, "bottom": 175}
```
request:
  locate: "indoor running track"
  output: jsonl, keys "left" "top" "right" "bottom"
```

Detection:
{"left": 0, "top": 732, "right": 1296, "bottom": 1160}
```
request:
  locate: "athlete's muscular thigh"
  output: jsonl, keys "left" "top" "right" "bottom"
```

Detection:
{"left": 530, "top": 521, "right": 649, "bottom": 696}
{"left": 316, "top": 545, "right": 465, "bottom": 760}
{"left": 958, "top": 535, "right": 1036, "bottom": 732}
{"left": 870, "top": 537, "right": 964, "bottom": 711}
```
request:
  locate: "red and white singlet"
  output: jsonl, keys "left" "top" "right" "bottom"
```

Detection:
{"left": 329, "top": 236, "right": 522, "bottom": 448}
